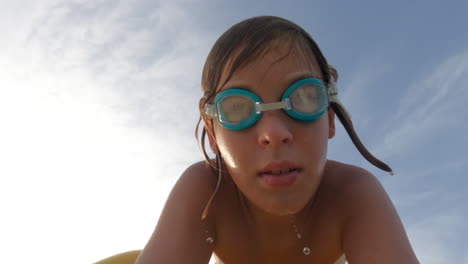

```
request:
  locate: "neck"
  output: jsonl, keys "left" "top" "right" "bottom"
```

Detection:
{"left": 238, "top": 189, "right": 319, "bottom": 241}
{"left": 250, "top": 204, "right": 295, "bottom": 227}
{"left": 234, "top": 185, "right": 320, "bottom": 257}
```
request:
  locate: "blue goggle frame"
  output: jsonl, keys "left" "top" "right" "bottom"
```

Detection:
{"left": 204, "top": 78, "right": 330, "bottom": 130}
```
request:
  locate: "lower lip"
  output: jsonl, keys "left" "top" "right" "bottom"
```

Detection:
{"left": 260, "top": 170, "right": 299, "bottom": 187}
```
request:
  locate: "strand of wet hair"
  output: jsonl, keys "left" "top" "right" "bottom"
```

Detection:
{"left": 195, "top": 118, "right": 223, "bottom": 219}
{"left": 201, "top": 152, "right": 223, "bottom": 220}
{"left": 331, "top": 102, "right": 394, "bottom": 175}
{"left": 196, "top": 122, "right": 210, "bottom": 163}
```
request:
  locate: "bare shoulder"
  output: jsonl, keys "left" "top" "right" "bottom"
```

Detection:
{"left": 160, "top": 160, "right": 219, "bottom": 217}
{"left": 173, "top": 160, "right": 219, "bottom": 200}
{"left": 323, "top": 160, "right": 419, "bottom": 264}
{"left": 322, "top": 159, "right": 379, "bottom": 192}
{"left": 136, "top": 161, "right": 218, "bottom": 264}
{"left": 318, "top": 160, "right": 380, "bottom": 213}
{"left": 324, "top": 160, "right": 398, "bottom": 224}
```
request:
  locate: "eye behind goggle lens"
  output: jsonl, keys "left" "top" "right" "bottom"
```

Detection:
{"left": 213, "top": 88, "right": 262, "bottom": 130}
{"left": 290, "top": 84, "right": 320, "bottom": 113}
{"left": 284, "top": 81, "right": 329, "bottom": 121}
{"left": 217, "top": 95, "right": 255, "bottom": 124}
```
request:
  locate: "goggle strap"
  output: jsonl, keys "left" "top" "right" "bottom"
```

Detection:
{"left": 328, "top": 79, "right": 339, "bottom": 98}
{"left": 204, "top": 104, "right": 217, "bottom": 118}
{"left": 255, "top": 99, "right": 291, "bottom": 113}
{"left": 328, "top": 80, "right": 352, "bottom": 120}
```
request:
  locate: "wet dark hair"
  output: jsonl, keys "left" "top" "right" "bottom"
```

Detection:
{"left": 195, "top": 16, "right": 392, "bottom": 218}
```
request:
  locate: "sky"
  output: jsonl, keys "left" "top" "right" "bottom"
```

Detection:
{"left": 0, "top": 0, "right": 467, "bottom": 263}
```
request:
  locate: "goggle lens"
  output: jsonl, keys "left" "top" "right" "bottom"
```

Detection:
{"left": 289, "top": 83, "right": 321, "bottom": 113}
{"left": 217, "top": 95, "right": 254, "bottom": 124}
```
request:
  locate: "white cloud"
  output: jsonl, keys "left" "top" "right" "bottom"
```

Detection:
{"left": 373, "top": 49, "right": 468, "bottom": 159}
{"left": 408, "top": 208, "right": 466, "bottom": 264}
{"left": 0, "top": 0, "right": 214, "bottom": 263}
{"left": 0, "top": 67, "right": 170, "bottom": 263}
{"left": 340, "top": 56, "right": 391, "bottom": 121}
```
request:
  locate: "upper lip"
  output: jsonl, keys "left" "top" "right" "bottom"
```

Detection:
{"left": 258, "top": 160, "right": 301, "bottom": 175}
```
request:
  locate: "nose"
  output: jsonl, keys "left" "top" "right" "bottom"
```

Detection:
{"left": 256, "top": 111, "right": 293, "bottom": 147}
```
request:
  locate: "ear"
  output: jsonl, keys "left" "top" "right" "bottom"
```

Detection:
{"left": 203, "top": 118, "right": 218, "bottom": 154}
{"left": 328, "top": 108, "right": 336, "bottom": 139}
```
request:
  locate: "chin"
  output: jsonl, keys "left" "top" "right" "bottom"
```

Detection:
{"left": 257, "top": 198, "right": 308, "bottom": 216}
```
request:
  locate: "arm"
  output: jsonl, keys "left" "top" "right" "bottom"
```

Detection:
{"left": 136, "top": 161, "right": 217, "bottom": 264}
{"left": 341, "top": 169, "right": 419, "bottom": 264}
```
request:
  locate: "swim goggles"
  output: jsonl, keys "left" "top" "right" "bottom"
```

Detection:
{"left": 204, "top": 78, "right": 341, "bottom": 130}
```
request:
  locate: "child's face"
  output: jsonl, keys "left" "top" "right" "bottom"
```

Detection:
{"left": 208, "top": 41, "right": 335, "bottom": 216}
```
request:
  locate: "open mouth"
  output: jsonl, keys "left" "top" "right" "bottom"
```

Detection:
{"left": 258, "top": 168, "right": 301, "bottom": 187}
{"left": 257, "top": 160, "right": 302, "bottom": 187}
{"left": 259, "top": 168, "right": 300, "bottom": 176}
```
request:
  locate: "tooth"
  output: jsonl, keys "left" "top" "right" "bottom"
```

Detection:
{"left": 272, "top": 170, "right": 281, "bottom": 175}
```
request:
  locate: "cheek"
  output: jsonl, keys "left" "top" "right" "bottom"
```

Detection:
{"left": 216, "top": 133, "right": 257, "bottom": 195}
{"left": 213, "top": 126, "right": 254, "bottom": 170}
{"left": 302, "top": 128, "right": 328, "bottom": 155}
{"left": 294, "top": 118, "right": 330, "bottom": 169}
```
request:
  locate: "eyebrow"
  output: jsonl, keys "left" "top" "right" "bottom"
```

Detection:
{"left": 222, "top": 72, "right": 321, "bottom": 92}
{"left": 287, "top": 72, "right": 320, "bottom": 86}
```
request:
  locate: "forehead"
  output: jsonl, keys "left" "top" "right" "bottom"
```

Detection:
{"left": 219, "top": 40, "right": 322, "bottom": 92}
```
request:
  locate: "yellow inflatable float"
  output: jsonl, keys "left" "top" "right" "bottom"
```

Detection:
{"left": 94, "top": 250, "right": 141, "bottom": 264}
